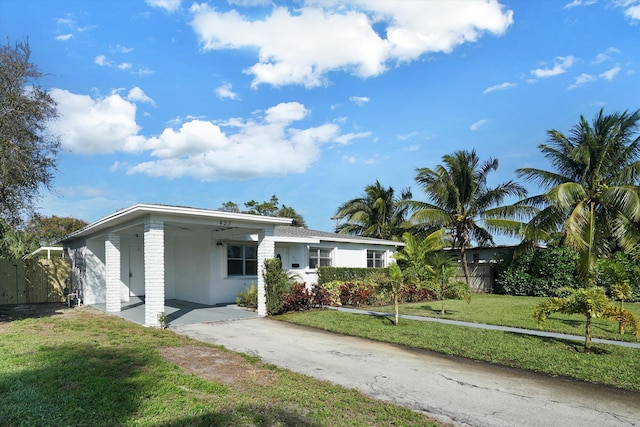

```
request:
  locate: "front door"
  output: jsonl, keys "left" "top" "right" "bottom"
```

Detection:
{"left": 129, "top": 246, "right": 145, "bottom": 297}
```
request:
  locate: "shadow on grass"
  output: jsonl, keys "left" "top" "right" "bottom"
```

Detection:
{"left": 416, "top": 304, "right": 459, "bottom": 316}
{"left": 504, "top": 331, "right": 611, "bottom": 354}
{"left": 156, "top": 406, "right": 322, "bottom": 427}
{"left": 0, "top": 344, "right": 148, "bottom": 426}
{"left": 0, "top": 303, "right": 67, "bottom": 323}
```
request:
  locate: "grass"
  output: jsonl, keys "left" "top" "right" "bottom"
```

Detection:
{"left": 278, "top": 300, "right": 640, "bottom": 392}
{"left": 372, "top": 294, "right": 640, "bottom": 342}
{"left": 0, "top": 305, "right": 439, "bottom": 427}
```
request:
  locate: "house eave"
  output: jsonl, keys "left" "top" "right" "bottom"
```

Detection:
{"left": 58, "top": 203, "right": 293, "bottom": 243}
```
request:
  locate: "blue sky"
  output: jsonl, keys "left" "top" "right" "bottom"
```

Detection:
{"left": 2, "top": 0, "right": 640, "bottom": 239}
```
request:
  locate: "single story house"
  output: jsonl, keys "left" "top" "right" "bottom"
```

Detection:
{"left": 60, "top": 204, "right": 402, "bottom": 327}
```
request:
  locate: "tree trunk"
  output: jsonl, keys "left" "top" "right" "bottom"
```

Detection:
{"left": 460, "top": 246, "right": 470, "bottom": 287}
{"left": 394, "top": 294, "right": 399, "bottom": 326}
{"left": 584, "top": 312, "right": 592, "bottom": 351}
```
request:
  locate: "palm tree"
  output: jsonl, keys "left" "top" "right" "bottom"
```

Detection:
{"left": 334, "top": 180, "right": 412, "bottom": 240}
{"left": 411, "top": 150, "right": 527, "bottom": 285}
{"left": 513, "top": 109, "right": 640, "bottom": 285}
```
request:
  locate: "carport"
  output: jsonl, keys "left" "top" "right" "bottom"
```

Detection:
{"left": 61, "top": 204, "right": 292, "bottom": 327}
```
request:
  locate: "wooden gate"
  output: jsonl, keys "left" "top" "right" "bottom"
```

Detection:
{"left": 0, "top": 259, "right": 71, "bottom": 304}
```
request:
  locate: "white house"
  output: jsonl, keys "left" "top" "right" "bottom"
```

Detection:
{"left": 60, "top": 204, "right": 402, "bottom": 327}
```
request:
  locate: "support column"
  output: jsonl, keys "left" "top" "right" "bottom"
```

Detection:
{"left": 105, "top": 233, "right": 121, "bottom": 312}
{"left": 144, "top": 216, "right": 165, "bottom": 327}
{"left": 257, "top": 228, "right": 275, "bottom": 316}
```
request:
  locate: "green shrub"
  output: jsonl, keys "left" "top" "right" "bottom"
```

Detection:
{"left": 236, "top": 282, "right": 258, "bottom": 309}
{"left": 595, "top": 251, "right": 640, "bottom": 302}
{"left": 317, "top": 266, "right": 387, "bottom": 285}
{"left": 264, "top": 258, "right": 297, "bottom": 315}
{"left": 494, "top": 247, "right": 581, "bottom": 296}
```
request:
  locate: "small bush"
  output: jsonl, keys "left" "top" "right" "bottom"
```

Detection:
{"left": 236, "top": 282, "right": 258, "bottom": 309}
{"left": 282, "top": 283, "right": 332, "bottom": 312}
{"left": 399, "top": 284, "right": 435, "bottom": 303}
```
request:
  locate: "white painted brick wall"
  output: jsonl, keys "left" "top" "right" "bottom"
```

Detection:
{"left": 257, "top": 228, "right": 275, "bottom": 316}
{"left": 105, "top": 233, "right": 121, "bottom": 312}
{"left": 144, "top": 217, "right": 165, "bottom": 327}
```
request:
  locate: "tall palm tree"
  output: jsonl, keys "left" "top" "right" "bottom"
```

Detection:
{"left": 411, "top": 150, "right": 527, "bottom": 285}
{"left": 513, "top": 109, "right": 640, "bottom": 285}
{"left": 334, "top": 180, "right": 412, "bottom": 240}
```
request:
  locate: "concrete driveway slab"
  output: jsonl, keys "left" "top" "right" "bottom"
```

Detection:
{"left": 174, "top": 318, "right": 640, "bottom": 427}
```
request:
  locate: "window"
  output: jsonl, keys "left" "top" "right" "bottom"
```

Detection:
{"left": 227, "top": 244, "right": 257, "bottom": 276}
{"left": 309, "top": 247, "right": 332, "bottom": 269}
{"left": 367, "top": 250, "right": 386, "bottom": 268}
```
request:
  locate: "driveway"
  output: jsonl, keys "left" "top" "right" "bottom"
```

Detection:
{"left": 174, "top": 318, "right": 640, "bottom": 427}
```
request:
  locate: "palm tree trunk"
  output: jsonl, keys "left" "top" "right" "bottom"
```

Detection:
{"left": 460, "top": 246, "right": 470, "bottom": 287}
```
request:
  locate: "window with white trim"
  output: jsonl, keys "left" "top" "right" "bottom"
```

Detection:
{"left": 309, "top": 247, "right": 332, "bottom": 269}
{"left": 367, "top": 250, "right": 386, "bottom": 268}
{"left": 227, "top": 244, "right": 257, "bottom": 276}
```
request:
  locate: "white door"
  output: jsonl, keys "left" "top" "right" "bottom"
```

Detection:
{"left": 276, "top": 247, "right": 289, "bottom": 269}
{"left": 129, "top": 246, "right": 145, "bottom": 297}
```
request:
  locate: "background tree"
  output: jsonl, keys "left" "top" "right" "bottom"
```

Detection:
{"left": 0, "top": 219, "right": 38, "bottom": 259}
{"left": 334, "top": 180, "right": 412, "bottom": 240}
{"left": 411, "top": 150, "right": 527, "bottom": 285}
{"left": 25, "top": 215, "right": 87, "bottom": 246}
{"left": 220, "top": 195, "right": 307, "bottom": 228}
{"left": 0, "top": 40, "right": 59, "bottom": 225}
{"left": 512, "top": 109, "right": 640, "bottom": 285}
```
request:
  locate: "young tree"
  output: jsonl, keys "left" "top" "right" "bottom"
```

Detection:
{"left": 334, "top": 180, "right": 412, "bottom": 240}
{"left": 0, "top": 40, "right": 59, "bottom": 225}
{"left": 534, "top": 287, "right": 639, "bottom": 351}
{"left": 426, "top": 252, "right": 469, "bottom": 315}
{"left": 411, "top": 150, "right": 527, "bottom": 286}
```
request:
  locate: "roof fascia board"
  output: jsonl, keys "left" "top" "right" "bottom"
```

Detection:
{"left": 60, "top": 204, "right": 292, "bottom": 242}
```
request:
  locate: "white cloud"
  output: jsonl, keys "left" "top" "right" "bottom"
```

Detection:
{"left": 112, "top": 44, "right": 134, "bottom": 53}
{"left": 470, "top": 119, "right": 488, "bottom": 131}
{"left": 483, "top": 82, "right": 516, "bottom": 94}
{"left": 397, "top": 131, "right": 418, "bottom": 140}
{"left": 568, "top": 66, "right": 621, "bottom": 89}
{"left": 215, "top": 83, "right": 239, "bottom": 100}
{"left": 118, "top": 63, "right": 132, "bottom": 70}
{"left": 190, "top": 1, "right": 513, "bottom": 88}
{"left": 95, "top": 55, "right": 112, "bottom": 66}
{"left": 127, "top": 87, "right": 156, "bottom": 106}
{"left": 349, "top": 96, "right": 370, "bottom": 106}
{"left": 133, "top": 68, "right": 155, "bottom": 76}
{"left": 568, "top": 73, "right": 596, "bottom": 89}
{"left": 129, "top": 102, "right": 342, "bottom": 180}
{"left": 55, "top": 34, "right": 73, "bottom": 41}
{"left": 145, "top": 0, "right": 181, "bottom": 13}
{"left": 599, "top": 65, "right": 621, "bottom": 80}
{"left": 531, "top": 56, "right": 575, "bottom": 78}
{"left": 619, "top": 0, "right": 640, "bottom": 20}
{"left": 592, "top": 47, "right": 620, "bottom": 64}
{"left": 334, "top": 131, "right": 371, "bottom": 145}
{"left": 49, "top": 89, "right": 145, "bottom": 154}
{"left": 564, "top": 0, "right": 597, "bottom": 8}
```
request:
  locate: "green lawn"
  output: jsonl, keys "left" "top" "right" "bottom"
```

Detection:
{"left": 278, "top": 295, "right": 640, "bottom": 392}
{"left": 0, "top": 305, "right": 438, "bottom": 427}
{"left": 372, "top": 293, "right": 640, "bottom": 342}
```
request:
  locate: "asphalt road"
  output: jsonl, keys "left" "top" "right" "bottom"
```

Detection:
{"left": 174, "top": 318, "right": 640, "bottom": 427}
